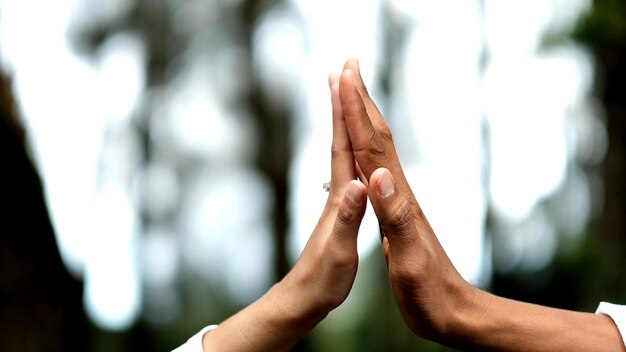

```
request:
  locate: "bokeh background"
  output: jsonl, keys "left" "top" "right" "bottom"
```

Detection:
{"left": 1, "top": 0, "right": 625, "bottom": 351}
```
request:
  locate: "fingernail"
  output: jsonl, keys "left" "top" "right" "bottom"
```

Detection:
{"left": 377, "top": 170, "right": 395, "bottom": 198}
{"left": 343, "top": 68, "right": 353, "bottom": 82}
{"left": 346, "top": 181, "right": 364, "bottom": 203}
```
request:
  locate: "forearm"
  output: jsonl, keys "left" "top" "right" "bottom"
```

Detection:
{"left": 447, "top": 287, "right": 625, "bottom": 352}
{"left": 201, "top": 281, "right": 326, "bottom": 352}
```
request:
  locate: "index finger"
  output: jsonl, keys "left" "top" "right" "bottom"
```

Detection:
{"left": 338, "top": 66, "right": 408, "bottom": 191}
{"left": 342, "top": 59, "right": 386, "bottom": 132}
{"left": 329, "top": 73, "right": 357, "bottom": 197}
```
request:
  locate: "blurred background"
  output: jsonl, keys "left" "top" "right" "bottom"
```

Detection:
{"left": 0, "top": 0, "right": 625, "bottom": 351}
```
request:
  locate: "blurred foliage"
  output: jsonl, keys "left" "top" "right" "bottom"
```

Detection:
{"left": 491, "top": 0, "right": 626, "bottom": 322}
{"left": 574, "top": 0, "right": 626, "bottom": 53}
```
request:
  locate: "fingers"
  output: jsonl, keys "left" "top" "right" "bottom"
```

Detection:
{"left": 342, "top": 59, "right": 386, "bottom": 130}
{"left": 338, "top": 63, "right": 406, "bottom": 187}
{"left": 332, "top": 180, "right": 368, "bottom": 249}
{"left": 339, "top": 68, "right": 386, "bottom": 179}
{"left": 329, "top": 73, "right": 356, "bottom": 197}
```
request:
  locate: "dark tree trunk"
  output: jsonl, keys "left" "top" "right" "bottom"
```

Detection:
{"left": 0, "top": 73, "right": 90, "bottom": 351}
{"left": 575, "top": 0, "right": 626, "bottom": 302}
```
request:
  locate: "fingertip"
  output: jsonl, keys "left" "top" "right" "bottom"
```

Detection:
{"left": 343, "top": 58, "right": 360, "bottom": 71}
{"left": 328, "top": 73, "right": 340, "bottom": 88}
{"left": 339, "top": 69, "right": 358, "bottom": 102}
{"left": 333, "top": 180, "right": 367, "bottom": 246}
{"left": 341, "top": 68, "right": 354, "bottom": 83}
{"left": 329, "top": 73, "right": 340, "bottom": 104}
{"left": 371, "top": 168, "right": 395, "bottom": 199}
{"left": 345, "top": 180, "right": 367, "bottom": 204}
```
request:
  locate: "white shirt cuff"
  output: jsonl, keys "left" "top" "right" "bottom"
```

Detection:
{"left": 596, "top": 302, "right": 626, "bottom": 348}
{"left": 171, "top": 325, "right": 218, "bottom": 352}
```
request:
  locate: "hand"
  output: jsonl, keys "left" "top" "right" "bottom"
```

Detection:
{"left": 201, "top": 73, "right": 368, "bottom": 352}
{"left": 336, "top": 59, "right": 626, "bottom": 352}
{"left": 336, "top": 59, "right": 478, "bottom": 341}
{"left": 275, "top": 72, "right": 368, "bottom": 320}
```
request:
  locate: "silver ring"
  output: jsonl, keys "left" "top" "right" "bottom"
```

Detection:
{"left": 323, "top": 182, "right": 331, "bottom": 192}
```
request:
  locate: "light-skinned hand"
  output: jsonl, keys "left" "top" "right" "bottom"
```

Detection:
{"left": 201, "top": 72, "right": 368, "bottom": 352}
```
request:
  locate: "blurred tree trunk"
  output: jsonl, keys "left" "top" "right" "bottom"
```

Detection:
{"left": 594, "top": 19, "right": 626, "bottom": 301}
{"left": 575, "top": 0, "right": 626, "bottom": 302}
{"left": 0, "top": 73, "right": 89, "bottom": 351}
{"left": 241, "top": 0, "right": 291, "bottom": 281}
{"left": 79, "top": 0, "right": 294, "bottom": 349}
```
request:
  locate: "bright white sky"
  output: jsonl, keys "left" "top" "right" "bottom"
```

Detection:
{"left": 0, "top": 0, "right": 598, "bottom": 331}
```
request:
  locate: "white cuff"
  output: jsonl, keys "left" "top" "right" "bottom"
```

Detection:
{"left": 172, "top": 325, "right": 218, "bottom": 352}
{"left": 596, "top": 302, "right": 626, "bottom": 348}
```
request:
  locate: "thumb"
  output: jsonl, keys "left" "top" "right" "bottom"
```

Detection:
{"left": 368, "top": 168, "right": 416, "bottom": 249}
{"left": 332, "top": 180, "right": 368, "bottom": 249}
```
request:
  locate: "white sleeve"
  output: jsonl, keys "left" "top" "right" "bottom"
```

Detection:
{"left": 596, "top": 302, "right": 626, "bottom": 347}
{"left": 171, "top": 325, "right": 218, "bottom": 352}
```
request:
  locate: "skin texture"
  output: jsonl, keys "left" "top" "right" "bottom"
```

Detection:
{"left": 337, "top": 58, "right": 626, "bottom": 352}
{"left": 201, "top": 74, "right": 368, "bottom": 352}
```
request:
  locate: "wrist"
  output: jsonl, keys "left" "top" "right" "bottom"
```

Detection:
{"left": 260, "top": 279, "right": 329, "bottom": 337}
{"left": 442, "top": 285, "right": 532, "bottom": 351}
{"left": 200, "top": 281, "right": 327, "bottom": 352}
{"left": 436, "top": 283, "right": 495, "bottom": 348}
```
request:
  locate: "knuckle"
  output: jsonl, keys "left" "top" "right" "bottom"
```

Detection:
{"left": 330, "top": 144, "right": 349, "bottom": 159}
{"left": 368, "top": 129, "right": 386, "bottom": 156}
{"left": 377, "top": 121, "right": 394, "bottom": 142}
{"left": 336, "top": 206, "right": 357, "bottom": 226}
{"left": 383, "top": 199, "right": 415, "bottom": 236}
{"left": 352, "top": 127, "right": 382, "bottom": 151}
{"left": 352, "top": 128, "right": 388, "bottom": 165}
{"left": 352, "top": 129, "right": 386, "bottom": 166}
{"left": 331, "top": 146, "right": 341, "bottom": 160}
